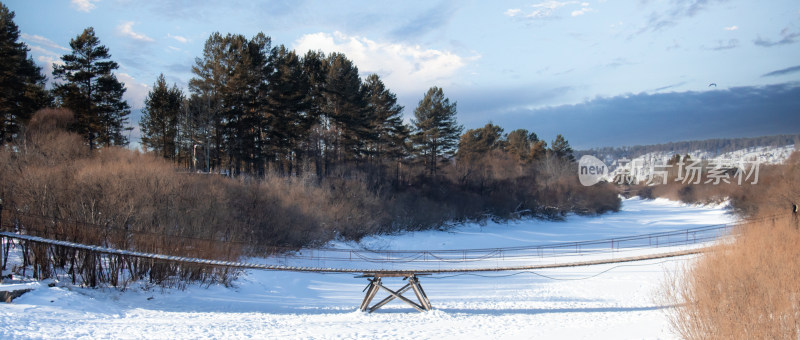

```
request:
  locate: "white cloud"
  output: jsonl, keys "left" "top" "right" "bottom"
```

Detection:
{"left": 116, "top": 73, "right": 149, "bottom": 110}
{"left": 117, "top": 22, "right": 154, "bottom": 42}
{"left": 29, "top": 45, "right": 60, "bottom": 57}
{"left": 571, "top": 7, "right": 593, "bottom": 16}
{"left": 38, "top": 55, "right": 63, "bottom": 67}
{"left": 167, "top": 34, "right": 189, "bottom": 43}
{"left": 724, "top": 25, "right": 738, "bottom": 31}
{"left": 71, "top": 0, "right": 100, "bottom": 12}
{"left": 21, "top": 33, "right": 69, "bottom": 52}
{"left": 525, "top": 1, "right": 578, "bottom": 19}
{"left": 33, "top": 56, "right": 64, "bottom": 87}
{"left": 508, "top": 1, "right": 589, "bottom": 19}
{"left": 293, "top": 31, "right": 474, "bottom": 94}
{"left": 20, "top": 34, "right": 69, "bottom": 87}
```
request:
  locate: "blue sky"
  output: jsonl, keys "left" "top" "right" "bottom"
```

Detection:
{"left": 5, "top": 0, "right": 800, "bottom": 148}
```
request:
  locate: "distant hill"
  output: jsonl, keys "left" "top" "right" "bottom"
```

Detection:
{"left": 577, "top": 134, "right": 799, "bottom": 183}
{"left": 577, "top": 134, "right": 800, "bottom": 161}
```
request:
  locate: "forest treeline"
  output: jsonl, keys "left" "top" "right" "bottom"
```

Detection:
{"left": 0, "top": 2, "right": 620, "bottom": 258}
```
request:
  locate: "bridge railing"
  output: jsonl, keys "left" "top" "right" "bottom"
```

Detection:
{"left": 257, "top": 222, "right": 741, "bottom": 271}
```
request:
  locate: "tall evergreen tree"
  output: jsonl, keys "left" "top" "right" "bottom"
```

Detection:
{"left": 53, "top": 27, "right": 130, "bottom": 149}
{"left": 0, "top": 3, "right": 49, "bottom": 144}
{"left": 549, "top": 134, "right": 575, "bottom": 161}
{"left": 221, "top": 33, "right": 270, "bottom": 175}
{"left": 301, "top": 50, "right": 330, "bottom": 176}
{"left": 412, "top": 86, "right": 463, "bottom": 176}
{"left": 529, "top": 138, "right": 547, "bottom": 161}
{"left": 322, "top": 53, "right": 368, "bottom": 163}
{"left": 506, "top": 129, "right": 530, "bottom": 161}
{"left": 457, "top": 123, "right": 505, "bottom": 162}
{"left": 178, "top": 93, "right": 214, "bottom": 171}
{"left": 264, "top": 45, "right": 312, "bottom": 175}
{"left": 140, "top": 74, "right": 183, "bottom": 160}
{"left": 361, "top": 74, "right": 408, "bottom": 164}
{"left": 506, "top": 129, "right": 546, "bottom": 163}
{"left": 189, "top": 32, "right": 271, "bottom": 174}
{"left": 188, "top": 32, "right": 229, "bottom": 171}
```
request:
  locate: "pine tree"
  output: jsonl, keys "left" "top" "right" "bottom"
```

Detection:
{"left": 301, "top": 50, "right": 330, "bottom": 176}
{"left": 179, "top": 93, "right": 214, "bottom": 171}
{"left": 221, "top": 32, "right": 270, "bottom": 175}
{"left": 264, "top": 45, "right": 312, "bottom": 175}
{"left": 0, "top": 3, "right": 49, "bottom": 144}
{"left": 53, "top": 27, "right": 130, "bottom": 149}
{"left": 95, "top": 70, "right": 131, "bottom": 146}
{"left": 189, "top": 32, "right": 228, "bottom": 171}
{"left": 506, "top": 129, "right": 529, "bottom": 162}
{"left": 506, "top": 129, "right": 545, "bottom": 163}
{"left": 322, "top": 53, "right": 368, "bottom": 163}
{"left": 457, "top": 123, "right": 504, "bottom": 162}
{"left": 140, "top": 74, "right": 183, "bottom": 160}
{"left": 189, "top": 32, "right": 271, "bottom": 174}
{"left": 412, "top": 86, "right": 463, "bottom": 176}
{"left": 361, "top": 74, "right": 408, "bottom": 165}
{"left": 529, "top": 139, "right": 547, "bottom": 161}
{"left": 549, "top": 134, "right": 575, "bottom": 161}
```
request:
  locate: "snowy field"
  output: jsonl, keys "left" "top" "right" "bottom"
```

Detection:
{"left": 1, "top": 198, "right": 736, "bottom": 339}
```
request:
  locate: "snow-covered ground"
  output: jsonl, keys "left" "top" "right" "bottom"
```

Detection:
{"left": 1, "top": 198, "right": 736, "bottom": 339}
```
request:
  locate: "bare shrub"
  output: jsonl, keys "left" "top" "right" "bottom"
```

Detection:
{"left": 661, "top": 215, "right": 800, "bottom": 339}
{"left": 26, "top": 108, "right": 74, "bottom": 136}
{"left": 729, "top": 152, "right": 800, "bottom": 217}
{"left": 442, "top": 151, "right": 621, "bottom": 222}
{"left": 18, "top": 108, "right": 87, "bottom": 167}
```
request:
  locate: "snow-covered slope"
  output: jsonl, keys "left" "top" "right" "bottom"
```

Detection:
{"left": 599, "top": 144, "right": 796, "bottom": 183}
{"left": 0, "top": 198, "right": 736, "bottom": 339}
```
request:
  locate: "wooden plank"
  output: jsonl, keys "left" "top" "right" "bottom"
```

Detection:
{"left": 359, "top": 273, "right": 425, "bottom": 277}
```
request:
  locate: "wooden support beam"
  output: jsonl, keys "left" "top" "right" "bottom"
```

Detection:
{"left": 359, "top": 273, "right": 433, "bottom": 313}
{"left": 408, "top": 276, "right": 431, "bottom": 311}
{"left": 368, "top": 282, "right": 413, "bottom": 313}
{"left": 417, "top": 281, "right": 432, "bottom": 310}
{"left": 374, "top": 282, "right": 425, "bottom": 312}
{"left": 359, "top": 278, "right": 381, "bottom": 312}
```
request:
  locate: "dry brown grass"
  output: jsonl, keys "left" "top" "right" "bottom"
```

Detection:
{"left": 661, "top": 215, "right": 800, "bottom": 339}
{"left": 660, "top": 151, "right": 800, "bottom": 339}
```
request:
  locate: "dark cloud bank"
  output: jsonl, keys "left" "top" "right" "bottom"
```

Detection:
{"left": 460, "top": 82, "right": 800, "bottom": 149}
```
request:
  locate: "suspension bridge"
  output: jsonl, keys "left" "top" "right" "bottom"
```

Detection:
{"left": 1, "top": 211, "right": 760, "bottom": 313}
